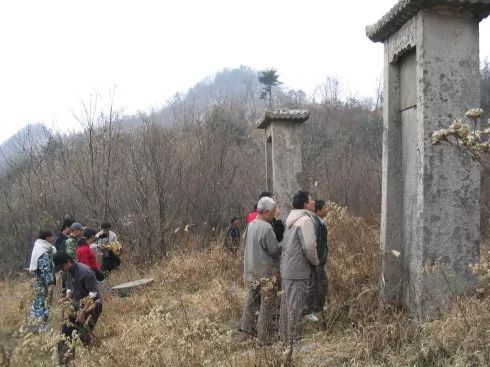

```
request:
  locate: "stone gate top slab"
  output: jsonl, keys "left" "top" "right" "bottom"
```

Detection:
{"left": 366, "top": 0, "right": 490, "bottom": 42}
{"left": 257, "top": 109, "right": 310, "bottom": 129}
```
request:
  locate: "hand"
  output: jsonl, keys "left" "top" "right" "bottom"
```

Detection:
{"left": 76, "top": 310, "right": 86, "bottom": 324}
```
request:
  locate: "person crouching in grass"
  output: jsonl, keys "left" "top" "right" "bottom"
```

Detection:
{"left": 54, "top": 251, "right": 103, "bottom": 365}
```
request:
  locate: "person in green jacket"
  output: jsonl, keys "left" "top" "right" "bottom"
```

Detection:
{"left": 65, "top": 222, "right": 83, "bottom": 260}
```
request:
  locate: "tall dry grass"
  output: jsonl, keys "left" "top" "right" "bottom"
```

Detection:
{"left": 1, "top": 204, "right": 490, "bottom": 366}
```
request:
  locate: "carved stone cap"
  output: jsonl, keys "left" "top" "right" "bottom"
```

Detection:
{"left": 257, "top": 108, "right": 310, "bottom": 129}
{"left": 366, "top": 0, "right": 490, "bottom": 42}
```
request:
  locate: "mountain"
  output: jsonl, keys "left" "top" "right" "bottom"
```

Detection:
{"left": 0, "top": 123, "right": 50, "bottom": 171}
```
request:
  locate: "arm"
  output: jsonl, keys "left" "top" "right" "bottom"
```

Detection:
{"left": 66, "top": 238, "right": 77, "bottom": 260}
{"left": 90, "top": 249, "right": 100, "bottom": 270}
{"left": 263, "top": 227, "right": 281, "bottom": 258}
{"left": 298, "top": 217, "right": 319, "bottom": 266}
{"left": 83, "top": 273, "right": 99, "bottom": 299}
{"left": 66, "top": 271, "right": 74, "bottom": 298}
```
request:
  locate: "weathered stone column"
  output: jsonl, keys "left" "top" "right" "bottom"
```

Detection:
{"left": 367, "top": 0, "right": 490, "bottom": 316}
{"left": 257, "top": 109, "right": 310, "bottom": 220}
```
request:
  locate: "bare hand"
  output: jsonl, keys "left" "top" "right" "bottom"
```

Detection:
{"left": 76, "top": 310, "right": 86, "bottom": 323}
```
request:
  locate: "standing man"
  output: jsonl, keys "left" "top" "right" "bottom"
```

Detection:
{"left": 240, "top": 197, "right": 281, "bottom": 344}
{"left": 28, "top": 230, "right": 56, "bottom": 332}
{"left": 54, "top": 218, "right": 74, "bottom": 252}
{"left": 94, "top": 222, "right": 121, "bottom": 271}
{"left": 65, "top": 223, "right": 83, "bottom": 260}
{"left": 279, "top": 191, "right": 318, "bottom": 344}
{"left": 305, "top": 200, "right": 329, "bottom": 321}
{"left": 54, "top": 251, "right": 103, "bottom": 364}
{"left": 95, "top": 222, "right": 117, "bottom": 245}
{"left": 247, "top": 192, "right": 285, "bottom": 242}
{"left": 226, "top": 217, "right": 241, "bottom": 256}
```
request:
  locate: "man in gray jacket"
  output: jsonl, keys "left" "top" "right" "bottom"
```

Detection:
{"left": 279, "top": 191, "right": 318, "bottom": 344}
{"left": 240, "top": 196, "right": 281, "bottom": 344}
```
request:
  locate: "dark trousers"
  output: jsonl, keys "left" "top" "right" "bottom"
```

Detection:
{"left": 306, "top": 267, "right": 328, "bottom": 314}
{"left": 101, "top": 251, "right": 120, "bottom": 271}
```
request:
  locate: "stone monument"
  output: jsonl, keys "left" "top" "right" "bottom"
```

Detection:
{"left": 257, "top": 109, "right": 310, "bottom": 219}
{"left": 366, "top": 0, "right": 490, "bottom": 316}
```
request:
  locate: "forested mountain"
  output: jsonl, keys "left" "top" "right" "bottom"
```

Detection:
{"left": 0, "top": 124, "right": 50, "bottom": 171}
{"left": 0, "top": 63, "right": 489, "bottom": 275}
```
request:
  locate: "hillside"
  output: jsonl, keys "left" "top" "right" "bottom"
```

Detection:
{"left": 0, "top": 124, "right": 50, "bottom": 172}
{"left": 2, "top": 204, "right": 490, "bottom": 367}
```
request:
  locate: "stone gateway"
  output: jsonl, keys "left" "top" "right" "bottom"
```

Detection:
{"left": 366, "top": 0, "right": 490, "bottom": 317}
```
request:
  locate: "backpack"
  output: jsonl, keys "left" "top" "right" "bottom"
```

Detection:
{"left": 106, "top": 241, "right": 123, "bottom": 257}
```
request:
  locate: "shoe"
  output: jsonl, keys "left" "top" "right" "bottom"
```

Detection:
{"left": 304, "top": 313, "right": 319, "bottom": 322}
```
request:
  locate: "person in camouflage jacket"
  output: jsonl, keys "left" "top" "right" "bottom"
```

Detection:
{"left": 65, "top": 223, "right": 83, "bottom": 260}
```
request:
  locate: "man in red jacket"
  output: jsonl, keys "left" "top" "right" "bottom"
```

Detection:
{"left": 77, "top": 228, "right": 102, "bottom": 279}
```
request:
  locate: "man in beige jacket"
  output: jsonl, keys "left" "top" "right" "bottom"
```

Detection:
{"left": 279, "top": 191, "right": 318, "bottom": 344}
{"left": 240, "top": 196, "right": 281, "bottom": 344}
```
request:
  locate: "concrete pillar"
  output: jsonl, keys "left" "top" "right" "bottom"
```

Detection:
{"left": 258, "top": 109, "right": 310, "bottom": 220}
{"left": 366, "top": 0, "right": 490, "bottom": 316}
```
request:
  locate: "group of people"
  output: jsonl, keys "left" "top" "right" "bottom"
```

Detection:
{"left": 238, "top": 190, "right": 328, "bottom": 345}
{"left": 28, "top": 219, "right": 120, "bottom": 363}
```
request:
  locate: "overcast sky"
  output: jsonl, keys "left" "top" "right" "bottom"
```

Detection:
{"left": 1, "top": 0, "right": 490, "bottom": 143}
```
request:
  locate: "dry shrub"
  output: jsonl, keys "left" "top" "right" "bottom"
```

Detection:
{"left": 324, "top": 201, "right": 380, "bottom": 328}
{"left": 3, "top": 208, "right": 490, "bottom": 367}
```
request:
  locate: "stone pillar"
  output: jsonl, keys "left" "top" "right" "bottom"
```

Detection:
{"left": 366, "top": 0, "right": 490, "bottom": 316}
{"left": 257, "top": 109, "right": 310, "bottom": 220}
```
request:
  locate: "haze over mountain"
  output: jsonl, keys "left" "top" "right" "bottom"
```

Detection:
{"left": 0, "top": 123, "right": 50, "bottom": 171}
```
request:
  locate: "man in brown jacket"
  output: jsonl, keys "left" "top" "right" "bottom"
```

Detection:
{"left": 240, "top": 196, "right": 281, "bottom": 344}
{"left": 279, "top": 191, "right": 318, "bottom": 344}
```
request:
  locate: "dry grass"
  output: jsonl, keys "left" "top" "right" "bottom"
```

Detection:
{"left": 1, "top": 204, "right": 490, "bottom": 366}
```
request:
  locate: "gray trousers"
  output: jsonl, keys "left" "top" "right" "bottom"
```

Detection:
{"left": 279, "top": 278, "right": 308, "bottom": 344}
{"left": 240, "top": 280, "right": 278, "bottom": 344}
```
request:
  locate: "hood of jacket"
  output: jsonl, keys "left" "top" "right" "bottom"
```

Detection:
{"left": 286, "top": 209, "right": 312, "bottom": 228}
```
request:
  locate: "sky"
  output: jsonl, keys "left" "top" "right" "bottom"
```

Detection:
{"left": 1, "top": 0, "right": 490, "bottom": 143}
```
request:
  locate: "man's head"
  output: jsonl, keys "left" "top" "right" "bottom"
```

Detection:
{"left": 53, "top": 251, "right": 74, "bottom": 272}
{"left": 259, "top": 191, "right": 274, "bottom": 201}
{"left": 292, "top": 191, "right": 315, "bottom": 212}
{"left": 61, "top": 218, "right": 74, "bottom": 235}
{"left": 82, "top": 227, "right": 97, "bottom": 244}
{"left": 315, "top": 200, "right": 327, "bottom": 218}
{"left": 101, "top": 222, "right": 111, "bottom": 234}
{"left": 70, "top": 223, "right": 83, "bottom": 238}
{"left": 257, "top": 197, "right": 277, "bottom": 222}
{"left": 38, "top": 229, "right": 54, "bottom": 244}
{"left": 230, "top": 217, "right": 240, "bottom": 227}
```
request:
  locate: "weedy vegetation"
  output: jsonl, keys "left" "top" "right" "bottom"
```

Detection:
{"left": 1, "top": 203, "right": 490, "bottom": 366}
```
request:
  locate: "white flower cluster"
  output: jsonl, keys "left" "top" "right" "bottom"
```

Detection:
{"left": 465, "top": 108, "right": 484, "bottom": 119}
{"left": 431, "top": 109, "right": 490, "bottom": 160}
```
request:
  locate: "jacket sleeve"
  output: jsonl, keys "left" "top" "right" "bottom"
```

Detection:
{"left": 90, "top": 249, "right": 100, "bottom": 270}
{"left": 298, "top": 216, "right": 319, "bottom": 266}
{"left": 66, "top": 272, "right": 74, "bottom": 293}
{"left": 66, "top": 238, "right": 77, "bottom": 260}
{"left": 263, "top": 227, "right": 281, "bottom": 258}
{"left": 83, "top": 273, "right": 99, "bottom": 298}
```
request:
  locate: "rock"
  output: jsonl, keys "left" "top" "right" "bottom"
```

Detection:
{"left": 111, "top": 278, "right": 154, "bottom": 297}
